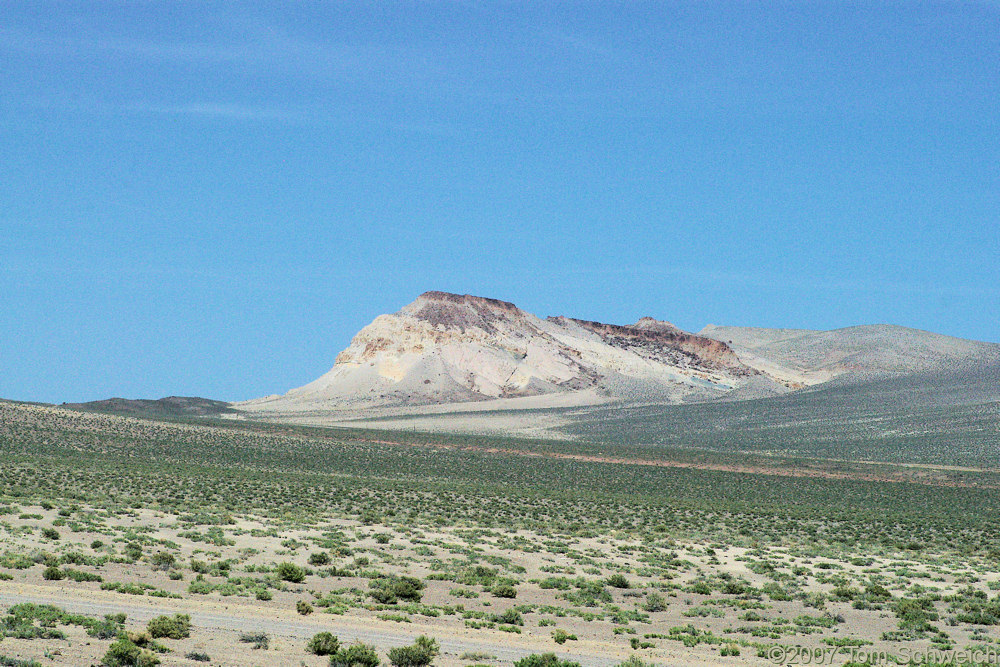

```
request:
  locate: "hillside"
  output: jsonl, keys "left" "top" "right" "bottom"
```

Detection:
{"left": 699, "top": 323, "right": 999, "bottom": 384}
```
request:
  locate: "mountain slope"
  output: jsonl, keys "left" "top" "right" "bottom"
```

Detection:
{"left": 241, "top": 291, "right": 778, "bottom": 413}
{"left": 699, "top": 323, "right": 1000, "bottom": 385}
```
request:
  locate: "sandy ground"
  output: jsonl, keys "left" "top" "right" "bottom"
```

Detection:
{"left": 2, "top": 500, "right": 990, "bottom": 667}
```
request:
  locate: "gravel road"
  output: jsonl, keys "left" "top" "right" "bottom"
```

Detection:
{"left": 0, "top": 583, "right": 626, "bottom": 666}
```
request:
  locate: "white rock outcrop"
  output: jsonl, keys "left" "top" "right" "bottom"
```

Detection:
{"left": 243, "top": 291, "right": 779, "bottom": 413}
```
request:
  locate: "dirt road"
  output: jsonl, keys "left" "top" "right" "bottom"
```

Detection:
{"left": 0, "top": 582, "right": 631, "bottom": 666}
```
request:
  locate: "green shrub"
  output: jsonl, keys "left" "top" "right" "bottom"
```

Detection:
{"left": 552, "top": 629, "right": 577, "bottom": 644}
{"left": 329, "top": 642, "right": 380, "bottom": 667}
{"left": 388, "top": 636, "right": 439, "bottom": 667}
{"left": 370, "top": 576, "right": 425, "bottom": 604}
{"left": 721, "top": 580, "right": 748, "bottom": 595}
{"left": 297, "top": 600, "right": 314, "bottom": 615}
{"left": 644, "top": 592, "right": 666, "bottom": 612}
{"left": 866, "top": 583, "right": 892, "bottom": 600}
{"left": 41, "top": 528, "right": 59, "bottom": 540}
{"left": 689, "top": 580, "right": 712, "bottom": 595}
{"left": 308, "top": 632, "right": 341, "bottom": 655}
{"left": 101, "top": 637, "right": 160, "bottom": 667}
{"left": 146, "top": 613, "right": 191, "bottom": 639}
{"left": 150, "top": 552, "right": 175, "bottom": 570}
{"left": 42, "top": 565, "right": 64, "bottom": 581}
{"left": 615, "top": 658, "right": 654, "bottom": 667}
{"left": 606, "top": 574, "right": 630, "bottom": 589}
{"left": 277, "top": 562, "right": 306, "bottom": 583}
{"left": 0, "top": 656, "right": 44, "bottom": 667}
{"left": 309, "top": 552, "right": 331, "bottom": 566}
{"left": 388, "top": 646, "right": 432, "bottom": 667}
{"left": 490, "top": 609, "right": 523, "bottom": 626}
{"left": 491, "top": 584, "right": 517, "bottom": 598}
{"left": 393, "top": 576, "right": 425, "bottom": 602}
{"left": 187, "top": 577, "right": 213, "bottom": 594}
{"left": 64, "top": 568, "right": 102, "bottom": 582}
{"left": 87, "top": 614, "right": 125, "bottom": 639}
{"left": 514, "top": 655, "right": 581, "bottom": 667}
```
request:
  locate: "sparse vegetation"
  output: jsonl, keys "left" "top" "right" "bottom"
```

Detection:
{"left": 3, "top": 401, "right": 1000, "bottom": 664}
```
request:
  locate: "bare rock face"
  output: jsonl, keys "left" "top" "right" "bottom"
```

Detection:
{"left": 246, "top": 291, "right": 777, "bottom": 411}
{"left": 555, "top": 317, "right": 751, "bottom": 374}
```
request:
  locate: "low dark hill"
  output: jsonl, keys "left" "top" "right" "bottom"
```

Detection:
{"left": 61, "top": 396, "right": 233, "bottom": 418}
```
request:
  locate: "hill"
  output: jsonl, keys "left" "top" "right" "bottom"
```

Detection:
{"left": 61, "top": 396, "right": 233, "bottom": 418}
{"left": 699, "top": 323, "right": 999, "bottom": 384}
{"left": 240, "top": 291, "right": 783, "bottom": 416}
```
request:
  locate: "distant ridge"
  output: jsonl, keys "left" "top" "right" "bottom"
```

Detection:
{"left": 62, "top": 396, "right": 233, "bottom": 418}
{"left": 699, "top": 323, "right": 1000, "bottom": 384}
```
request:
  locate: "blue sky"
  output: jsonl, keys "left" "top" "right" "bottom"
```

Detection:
{"left": 2, "top": 2, "right": 998, "bottom": 403}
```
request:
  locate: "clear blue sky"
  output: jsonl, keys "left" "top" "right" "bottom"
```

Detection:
{"left": 2, "top": 2, "right": 998, "bottom": 403}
